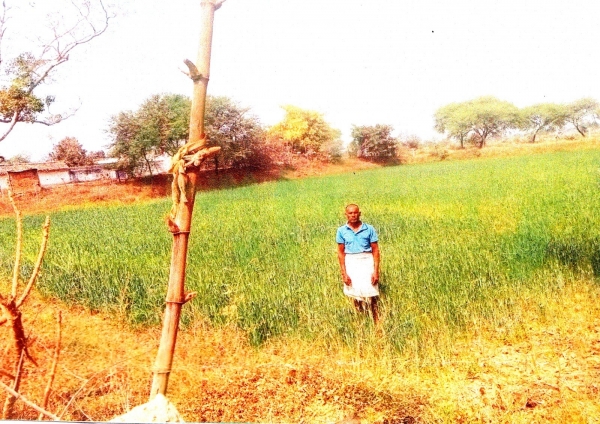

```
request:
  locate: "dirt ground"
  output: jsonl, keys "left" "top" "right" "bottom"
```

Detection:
{"left": 1, "top": 279, "right": 599, "bottom": 422}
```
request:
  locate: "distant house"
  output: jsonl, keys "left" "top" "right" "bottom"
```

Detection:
{"left": 0, "top": 160, "right": 125, "bottom": 192}
{"left": 0, "top": 162, "right": 70, "bottom": 192}
{"left": 6, "top": 168, "right": 42, "bottom": 196}
{"left": 0, "top": 156, "right": 172, "bottom": 193}
{"left": 68, "top": 165, "right": 116, "bottom": 183}
{"left": 98, "top": 155, "right": 172, "bottom": 177}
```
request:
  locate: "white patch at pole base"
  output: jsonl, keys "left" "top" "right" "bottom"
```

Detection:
{"left": 110, "top": 394, "right": 183, "bottom": 423}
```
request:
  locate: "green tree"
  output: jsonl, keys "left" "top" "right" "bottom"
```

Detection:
{"left": 520, "top": 103, "right": 568, "bottom": 143}
{"left": 204, "top": 96, "right": 265, "bottom": 170}
{"left": 565, "top": 97, "right": 598, "bottom": 137}
{"left": 139, "top": 94, "right": 191, "bottom": 157}
{"left": 109, "top": 94, "right": 265, "bottom": 175}
{"left": 434, "top": 96, "right": 521, "bottom": 148}
{"left": 350, "top": 124, "right": 398, "bottom": 163}
{"left": 268, "top": 105, "right": 342, "bottom": 160}
{"left": 109, "top": 93, "right": 195, "bottom": 175}
{"left": 48, "top": 136, "right": 93, "bottom": 167}
{"left": 108, "top": 110, "right": 159, "bottom": 176}
{"left": 434, "top": 102, "right": 472, "bottom": 148}
{"left": 0, "top": 56, "right": 46, "bottom": 126}
{"left": 7, "top": 153, "right": 30, "bottom": 164}
{"left": 0, "top": 1, "right": 111, "bottom": 142}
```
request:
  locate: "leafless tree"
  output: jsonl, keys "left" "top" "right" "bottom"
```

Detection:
{"left": 0, "top": 188, "right": 60, "bottom": 419}
{"left": 0, "top": 0, "right": 112, "bottom": 143}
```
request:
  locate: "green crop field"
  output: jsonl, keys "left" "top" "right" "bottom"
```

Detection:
{"left": 2, "top": 148, "right": 600, "bottom": 352}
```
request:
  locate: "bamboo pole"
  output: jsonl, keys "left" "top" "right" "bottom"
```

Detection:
{"left": 149, "top": 0, "right": 225, "bottom": 399}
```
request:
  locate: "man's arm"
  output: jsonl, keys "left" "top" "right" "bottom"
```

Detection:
{"left": 337, "top": 243, "right": 351, "bottom": 286}
{"left": 371, "top": 242, "right": 380, "bottom": 285}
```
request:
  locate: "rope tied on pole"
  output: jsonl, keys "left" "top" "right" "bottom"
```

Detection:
{"left": 167, "top": 135, "right": 220, "bottom": 228}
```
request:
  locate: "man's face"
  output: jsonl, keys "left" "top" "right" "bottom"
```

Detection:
{"left": 345, "top": 206, "right": 361, "bottom": 224}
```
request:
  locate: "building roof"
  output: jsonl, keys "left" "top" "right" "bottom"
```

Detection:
{"left": 0, "top": 161, "right": 69, "bottom": 175}
{"left": 96, "top": 157, "right": 118, "bottom": 165}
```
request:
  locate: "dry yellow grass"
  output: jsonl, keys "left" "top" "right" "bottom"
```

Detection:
{"left": 428, "top": 279, "right": 600, "bottom": 423}
{"left": 1, "top": 276, "right": 600, "bottom": 422}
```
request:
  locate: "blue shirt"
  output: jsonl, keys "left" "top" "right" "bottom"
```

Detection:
{"left": 336, "top": 223, "right": 379, "bottom": 253}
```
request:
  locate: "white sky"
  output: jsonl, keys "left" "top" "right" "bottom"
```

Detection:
{"left": 2, "top": 0, "right": 600, "bottom": 161}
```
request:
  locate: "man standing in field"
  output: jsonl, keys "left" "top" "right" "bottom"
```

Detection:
{"left": 336, "top": 204, "right": 380, "bottom": 323}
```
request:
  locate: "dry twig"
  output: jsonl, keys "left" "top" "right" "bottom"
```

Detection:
{"left": 0, "top": 188, "right": 52, "bottom": 419}
{"left": 0, "top": 380, "right": 59, "bottom": 421}
{"left": 16, "top": 215, "right": 51, "bottom": 308}
{"left": 39, "top": 311, "right": 62, "bottom": 420}
{"left": 1, "top": 350, "right": 24, "bottom": 418}
{"left": 9, "top": 189, "right": 21, "bottom": 298}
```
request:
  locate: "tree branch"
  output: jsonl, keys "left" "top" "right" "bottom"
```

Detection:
{"left": 183, "top": 59, "right": 205, "bottom": 82}
{"left": 0, "top": 1, "right": 10, "bottom": 67}
{"left": 0, "top": 111, "right": 19, "bottom": 143}
{"left": 16, "top": 216, "right": 50, "bottom": 309}
{"left": 0, "top": 380, "right": 59, "bottom": 421}
{"left": 2, "top": 349, "right": 25, "bottom": 418}
{"left": 0, "top": 1, "right": 111, "bottom": 142}
{"left": 8, "top": 188, "right": 22, "bottom": 299}
{"left": 0, "top": 105, "right": 78, "bottom": 128}
{"left": 38, "top": 311, "right": 61, "bottom": 420}
{"left": 29, "top": 0, "right": 111, "bottom": 93}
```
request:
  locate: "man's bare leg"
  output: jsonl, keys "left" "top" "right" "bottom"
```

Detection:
{"left": 353, "top": 299, "right": 365, "bottom": 313}
{"left": 370, "top": 296, "right": 379, "bottom": 324}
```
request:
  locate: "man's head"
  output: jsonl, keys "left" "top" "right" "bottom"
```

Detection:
{"left": 345, "top": 204, "right": 361, "bottom": 225}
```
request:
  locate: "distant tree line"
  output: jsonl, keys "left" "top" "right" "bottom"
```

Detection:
{"left": 105, "top": 93, "right": 408, "bottom": 175}
{"left": 106, "top": 94, "right": 348, "bottom": 176}
{"left": 434, "top": 96, "right": 600, "bottom": 148}
{"left": 25, "top": 94, "right": 600, "bottom": 172}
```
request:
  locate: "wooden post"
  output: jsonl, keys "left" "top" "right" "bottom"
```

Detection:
{"left": 149, "top": 0, "right": 226, "bottom": 399}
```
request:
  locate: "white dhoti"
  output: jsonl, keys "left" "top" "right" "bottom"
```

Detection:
{"left": 344, "top": 252, "right": 379, "bottom": 300}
